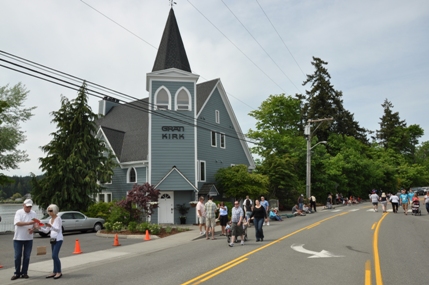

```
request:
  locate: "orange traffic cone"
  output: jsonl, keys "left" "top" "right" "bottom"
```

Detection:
{"left": 0, "top": 263, "right": 3, "bottom": 268}
{"left": 73, "top": 239, "right": 82, "bottom": 254}
{"left": 113, "top": 234, "right": 121, "bottom": 246}
{"left": 144, "top": 230, "right": 151, "bottom": 241}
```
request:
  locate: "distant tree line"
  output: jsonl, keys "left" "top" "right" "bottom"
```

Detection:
{"left": 0, "top": 175, "right": 43, "bottom": 200}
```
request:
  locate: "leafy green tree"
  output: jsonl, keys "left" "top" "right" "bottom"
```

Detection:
{"left": 0, "top": 83, "right": 36, "bottom": 185}
{"left": 215, "top": 164, "right": 269, "bottom": 199}
{"left": 32, "top": 82, "right": 116, "bottom": 211}
{"left": 302, "top": 57, "right": 367, "bottom": 144}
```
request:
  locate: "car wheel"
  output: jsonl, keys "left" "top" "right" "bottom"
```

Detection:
{"left": 93, "top": 223, "right": 102, "bottom": 232}
{"left": 39, "top": 232, "right": 49, "bottom": 237}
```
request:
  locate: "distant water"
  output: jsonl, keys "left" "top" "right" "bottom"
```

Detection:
{"left": 0, "top": 204, "right": 44, "bottom": 232}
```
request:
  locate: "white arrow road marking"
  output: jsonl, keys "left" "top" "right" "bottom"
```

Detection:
{"left": 349, "top": 209, "right": 359, "bottom": 212}
{"left": 331, "top": 210, "right": 341, "bottom": 212}
{"left": 291, "top": 244, "right": 344, "bottom": 258}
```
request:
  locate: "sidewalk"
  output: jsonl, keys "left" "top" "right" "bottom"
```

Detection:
{"left": 0, "top": 225, "right": 204, "bottom": 284}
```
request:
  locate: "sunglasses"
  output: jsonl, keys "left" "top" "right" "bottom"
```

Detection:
{"left": 48, "top": 210, "right": 53, "bottom": 212}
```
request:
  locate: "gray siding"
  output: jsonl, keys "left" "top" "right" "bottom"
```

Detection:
{"left": 151, "top": 81, "right": 196, "bottom": 186}
{"left": 157, "top": 170, "right": 195, "bottom": 190}
{"left": 197, "top": 87, "right": 250, "bottom": 189}
{"left": 102, "top": 166, "right": 147, "bottom": 201}
{"left": 174, "top": 191, "right": 196, "bottom": 224}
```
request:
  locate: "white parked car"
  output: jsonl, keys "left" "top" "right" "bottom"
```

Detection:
{"left": 37, "top": 211, "right": 105, "bottom": 237}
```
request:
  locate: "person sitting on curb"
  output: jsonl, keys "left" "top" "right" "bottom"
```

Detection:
{"left": 269, "top": 208, "right": 283, "bottom": 221}
{"left": 292, "top": 204, "right": 306, "bottom": 216}
{"left": 303, "top": 204, "right": 311, "bottom": 213}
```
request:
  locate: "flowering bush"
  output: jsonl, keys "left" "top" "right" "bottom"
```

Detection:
{"left": 136, "top": 222, "right": 149, "bottom": 233}
{"left": 104, "top": 222, "right": 113, "bottom": 231}
{"left": 112, "top": 221, "right": 123, "bottom": 232}
{"left": 148, "top": 223, "right": 161, "bottom": 235}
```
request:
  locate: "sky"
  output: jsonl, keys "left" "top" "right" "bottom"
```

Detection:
{"left": 1, "top": 0, "right": 428, "bottom": 177}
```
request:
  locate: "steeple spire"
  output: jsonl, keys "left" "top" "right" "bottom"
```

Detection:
{"left": 152, "top": 8, "right": 191, "bottom": 73}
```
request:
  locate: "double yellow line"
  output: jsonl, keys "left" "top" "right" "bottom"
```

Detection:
{"left": 182, "top": 212, "right": 349, "bottom": 285}
{"left": 365, "top": 212, "right": 389, "bottom": 285}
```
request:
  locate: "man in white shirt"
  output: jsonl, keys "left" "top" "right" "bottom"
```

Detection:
{"left": 196, "top": 196, "right": 206, "bottom": 235}
{"left": 12, "top": 199, "right": 38, "bottom": 280}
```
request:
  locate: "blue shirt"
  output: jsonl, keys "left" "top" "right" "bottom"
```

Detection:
{"left": 400, "top": 194, "right": 408, "bottom": 203}
{"left": 260, "top": 200, "right": 269, "bottom": 211}
{"left": 408, "top": 192, "right": 414, "bottom": 201}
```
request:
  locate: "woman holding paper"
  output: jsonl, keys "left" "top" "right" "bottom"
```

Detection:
{"left": 39, "top": 204, "right": 63, "bottom": 279}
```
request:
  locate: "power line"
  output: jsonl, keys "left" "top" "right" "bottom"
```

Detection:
{"left": 79, "top": 0, "right": 257, "bottom": 111}
{"left": 187, "top": 0, "right": 287, "bottom": 93}
{"left": 255, "top": 0, "right": 307, "bottom": 78}
{"left": 221, "top": 0, "right": 302, "bottom": 93}
{"left": 0, "top": 51, "right": 257, "bottom": 145}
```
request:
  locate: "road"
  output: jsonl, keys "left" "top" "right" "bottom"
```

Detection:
{"left": 1, "top": 202, "right": 428, "bottom": 285}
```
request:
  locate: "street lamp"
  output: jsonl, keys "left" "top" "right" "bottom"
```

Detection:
{"left": 305, "top": 118, "right": 333, "bottom": 198}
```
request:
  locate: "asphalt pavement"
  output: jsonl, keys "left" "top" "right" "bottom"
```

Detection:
{"left": 0, "top": 224, "right": 205, "bottom": 284}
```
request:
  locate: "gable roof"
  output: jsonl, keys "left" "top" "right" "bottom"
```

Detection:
{"left": 152, "top": 8, "right": 191, "bottom": 73}
{"left": 96, "top": 99, "right": 149, "bottom": 163}
{"left": 198, "top": 183, "right": 219, "bottom": 197}
{"left": 155, "top": 166, "right": 198, "bottom": 191}
{"left": 196, "top": 79, "right": 218, "bottom": 113}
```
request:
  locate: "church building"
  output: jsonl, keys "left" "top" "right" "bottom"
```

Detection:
{"left": 96, "top": 8, "right": 255, "bottom": 224}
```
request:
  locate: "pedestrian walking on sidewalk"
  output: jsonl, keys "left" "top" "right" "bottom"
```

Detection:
{"left": 39, "top": 204, "right": 63, "bottom": 279}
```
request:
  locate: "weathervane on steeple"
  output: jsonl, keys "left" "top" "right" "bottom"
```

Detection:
{"left": 169, "top": 0, "right": 177, "bottom": 8}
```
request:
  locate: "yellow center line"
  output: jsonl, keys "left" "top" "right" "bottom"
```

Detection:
{"left": 191, "top": 258, "right": 248, "bottom": 285}
{"left": 182, "top": 212, "right": 349, "bottom": 285}
{"left": 373, "top": 213, "right": 388, "bottom": 285}
{"left": 371, "top": 222, "right": 377, "bottom": 230}
{"left": 365, "top": 260, "right": 371, "bottom": 285}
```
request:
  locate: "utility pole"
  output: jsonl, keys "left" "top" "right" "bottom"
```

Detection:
{"left": 305, "top": 118, "right": 333, "bottom": 198}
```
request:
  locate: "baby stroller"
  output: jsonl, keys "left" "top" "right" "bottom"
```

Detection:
{"left": 412, "top": 200, "right": 421, "bottom": 216}
{"left": 226, "top": 220, "right": 248, "bottom": 243}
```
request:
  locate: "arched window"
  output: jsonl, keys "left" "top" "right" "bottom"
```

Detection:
{"left": 155, "top": 87, "right": 170, "bottom": 110}
{"left": 175, "top": 88, "right": 191, "bottom": 111}
{"left": 127, "top": 167, "right": 137, "bottom": 183}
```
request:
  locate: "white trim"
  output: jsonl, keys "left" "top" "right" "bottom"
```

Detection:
{"left": 95, "top": 128, "right": 121, "bottom": 165}
{"left": 220, "top": 133, "right": 226, "bottom": 149}
{"left": 155, "top": 167, "right": 198, "bottom": 191}
{"left": 127, "top": 167, "right": 137, "bottom": 183}
{"left": 175, "top": 87, "right": 191, "bottom": 111}
{"left": 154, "top": 86, "right": 171, "bottom": 110}
{"left": 198, "top": 160, "right": 206, "bottom": 182}
{"left": 96, "top": 192, "right": 112, "bottom": 203}
{"left": 215, "top": 110, "right": 220, "bottom": 124}
{"left": 211, "top": 131, "right": 217, "bottom": 147}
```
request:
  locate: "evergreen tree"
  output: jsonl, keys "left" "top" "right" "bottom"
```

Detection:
{"left": 376, "top": 99, "right": 423, "bottom": 161}
{"left": 302, "top": 57, "right": 368, "bottom": 144}
{"left": 32, "top": 82, "right": 116, "bottom": 211}
{"left": 376, "top": 99, "right": 406, "bottom": 149}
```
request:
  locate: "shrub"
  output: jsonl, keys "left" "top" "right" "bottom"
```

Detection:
{"left": 136, "top": 222, "right": 150, "bottom": 233}
{"left": 84, "top": 201, "right": 115, "bottom": 220}
{"left": 128, "top": 221, "right": 137, "bottom": 233}
{"left": 104, "top": 222, "right": 113, "bottom": 232}
{"left": 112, "top": 221, "right": 123, "bottom": 232}
{"left": 148, "top": 223, "right": 161, "bottom": 235}
{"left": 165, "top": 226, "right": 173, "bottom": 234}
{"left": 108, "top": 204, "right": 131, "bottom": 225}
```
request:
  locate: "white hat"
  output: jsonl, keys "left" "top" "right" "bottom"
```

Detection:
{"left": 23, "top": 199, "right": 33, "bottom": 206}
